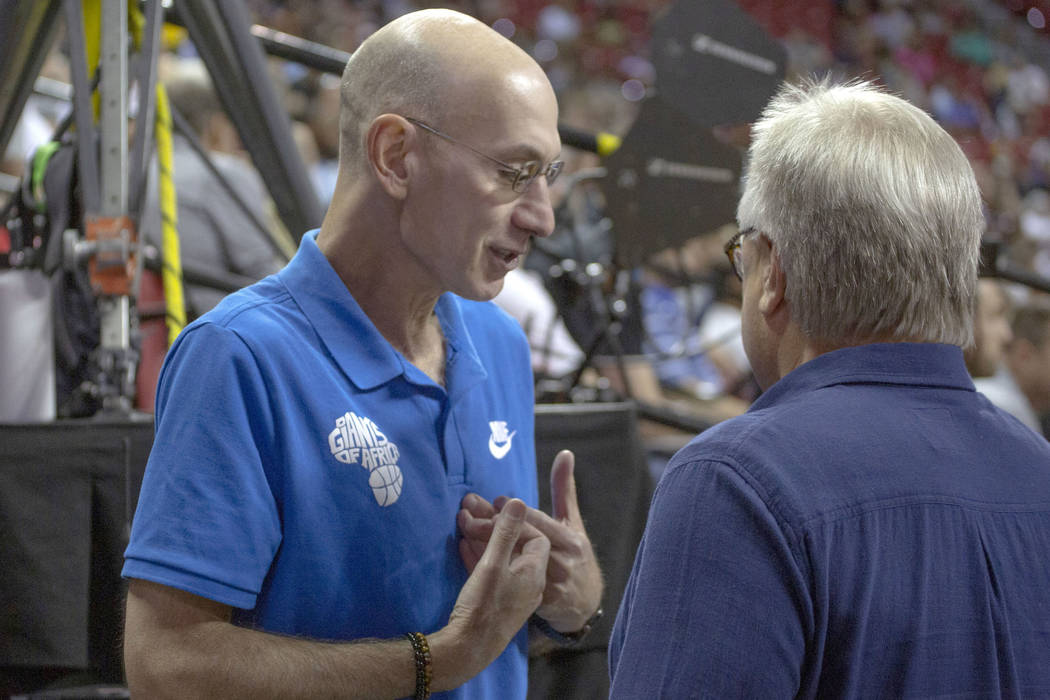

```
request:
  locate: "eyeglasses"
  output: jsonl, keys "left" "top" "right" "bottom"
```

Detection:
{"left": 724, "top": 227, "right": 757, "bottom": 281}
{"left": 405, "top": 117, "right": 564, "bottom": 194}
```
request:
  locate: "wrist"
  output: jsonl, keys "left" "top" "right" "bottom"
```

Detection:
{"left": 405, "top": 633, "right": 432, "bottom": 700}
{"left": 426, "top": 624, "right": 482, "bottom": 693}
{"left": 536, "top": 591, "right": 604, "bottom": 633}
{"left": 531, "top": 606, "right": 603, "bottom": 646}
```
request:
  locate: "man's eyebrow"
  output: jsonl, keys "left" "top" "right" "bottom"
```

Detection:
{"left": 501, "top": 143, "right": 563, "bottom": 162}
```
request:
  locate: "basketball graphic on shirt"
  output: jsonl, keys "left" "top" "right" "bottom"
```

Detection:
{"left": 327, "top": 411, "right": 405, "bottom": 507}
{"left": 368, "top": 462, "right": 403, "bottom": 506}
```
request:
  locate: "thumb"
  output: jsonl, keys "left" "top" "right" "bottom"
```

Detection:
{"left": 549, "top": 449, "right": 580, "bottom": 523}
{"left": 479, "top": 498, "right": 527, "bottom": 568}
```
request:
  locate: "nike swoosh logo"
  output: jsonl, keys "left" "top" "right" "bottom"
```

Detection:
{"left": 488, "top": 430, "right": 516, "bottom": 459}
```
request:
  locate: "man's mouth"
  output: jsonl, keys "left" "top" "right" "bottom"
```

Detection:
{"left": 491, "top": 244, "right": 526, "bottom": 264}
{"left": 494, "top": 248, "right": 520, "bottom": 263}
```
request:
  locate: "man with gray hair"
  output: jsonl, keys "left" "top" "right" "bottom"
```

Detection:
{"left": 122, "top": 9, "right": 602, "bottom": 699}
{"left": 609, "top": 79, "right": 1050, "bottom": 696}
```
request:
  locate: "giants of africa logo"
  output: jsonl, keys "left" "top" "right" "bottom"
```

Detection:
{"left": 328, "top": 411, "right": 403, "bottom": 506}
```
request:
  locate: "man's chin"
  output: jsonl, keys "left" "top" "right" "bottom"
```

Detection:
{"left": 456, "top": 276, "right": 507, "bottom": 302}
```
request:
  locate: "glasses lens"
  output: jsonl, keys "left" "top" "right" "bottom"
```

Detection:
{"left": 512, "top": 162, "right": 541, "bottom": 193}
{"left": 546, "top": 161, "right": 564, "bottom": 185}
{"left": 725, "top": 227, "right": 756, "bottom": 280}
{"left": 512, "top": 161, "right": 564, "bottom": 193}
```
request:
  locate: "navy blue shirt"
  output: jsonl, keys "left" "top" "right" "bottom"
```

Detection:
{"left": 610, "top": 343, "right": 1050, "bottom": 698}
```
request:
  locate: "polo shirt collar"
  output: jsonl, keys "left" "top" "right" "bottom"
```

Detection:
{"left": 751, "top": 342, "right": 975, "bottom": 413}
{"left": 277, "top": 230, "right": 485, "bottom": 394}
{"left": 434, "top": 292, "right": 488, "bottom": 401}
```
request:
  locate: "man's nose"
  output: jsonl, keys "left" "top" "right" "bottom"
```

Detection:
{"left": 512, "top": 176, "right": 556, "bottom": 238}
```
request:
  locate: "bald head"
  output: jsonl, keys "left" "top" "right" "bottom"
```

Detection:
{"left": 337, "top": 9, "right": 550, "bottom": 172}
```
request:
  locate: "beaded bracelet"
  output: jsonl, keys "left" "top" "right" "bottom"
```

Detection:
{"left": 405, "top": 631, "right": 432, "bottom": 700}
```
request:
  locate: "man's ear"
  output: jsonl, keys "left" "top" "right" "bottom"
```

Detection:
{"left": 758, "top": 244, "right": 787, "bottom": 320}
{"left": 366, "top": 114, "right": 413, "bottom": 199}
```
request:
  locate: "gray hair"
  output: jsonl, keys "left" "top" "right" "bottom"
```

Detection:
{"left": 736, "top": 78, "right": 983, "bottom": 347}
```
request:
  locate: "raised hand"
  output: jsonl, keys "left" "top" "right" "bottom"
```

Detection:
{"left": 439, "top": 498, "right": 550, "bottom": 682}
{"left": 458, "top": 450, "right": 604, "bottom": 634}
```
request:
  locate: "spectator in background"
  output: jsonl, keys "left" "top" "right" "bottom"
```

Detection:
{"left": 302, "top": 72, "right": 343, "bottom": 207}
{"left": 1005, "top": 51, "right": 1050, "bottom": 117}
{"left": 978, "top": 301, "right": 1050, "bottom": 436}
{"left": 966, "top": 276, "right": 1045, "bottom": 434}
{"left": 894, "top": 26, "right": 938, "bottom": 88}
{"left": 143, "top": 56, "right": 292, "bottom": 318}
{"left": 494, "top": 266, "right": 585, "bottom": 380}
{"left": 964, "top": 276, "right": 1013, "bottom": 379}
{"left": 639, "top": 232, "right": 751, "bottom": 410}
{"left": 1019, "top": 188, "right": 1050, "bottom": 280}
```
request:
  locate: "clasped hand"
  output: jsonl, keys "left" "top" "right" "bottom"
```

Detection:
{"left": 457, "top": 450, "right": 604, "bottom": 633}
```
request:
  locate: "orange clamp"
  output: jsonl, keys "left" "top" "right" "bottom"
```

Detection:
{"left": 85, "top": 214, "right": 137, "bottom": 296}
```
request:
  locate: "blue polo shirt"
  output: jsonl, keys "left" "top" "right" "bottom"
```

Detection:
{"left": 609, "top": 343, "right": 1050, "bottom": 698}
{"left": 124, "top": 231, "right": 538, "bottom": 699}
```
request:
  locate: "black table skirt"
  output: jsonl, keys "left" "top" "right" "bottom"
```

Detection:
{"left": 1, "top": 419, "right": 153, "bottom": 694}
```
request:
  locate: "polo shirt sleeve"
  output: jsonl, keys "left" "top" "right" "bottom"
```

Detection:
{"left": 122, "top": 322, "right": 281, "bottom": 610}
{"left": 608, "top": 457, "right": 811, "bottom": 697}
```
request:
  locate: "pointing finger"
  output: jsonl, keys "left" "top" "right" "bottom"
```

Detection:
{"left": 549, "top": 449, "right": 580, "bottom": 524}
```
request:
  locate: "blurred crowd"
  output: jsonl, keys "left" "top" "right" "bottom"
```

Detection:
{"left": 746, "top": 0, "right": 1050, "bottom": 279}
{"left": 7, "top": 0, "right": 1050, "bottom": 435}
{"left": 240, "top": 0, "right": 1050, "bottom": 282}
